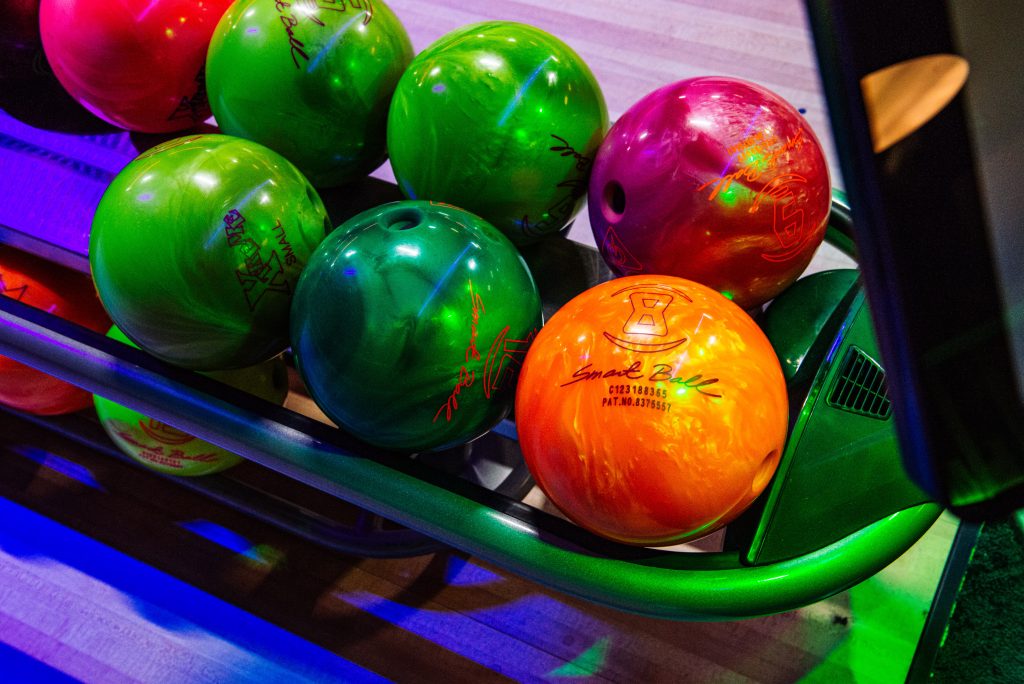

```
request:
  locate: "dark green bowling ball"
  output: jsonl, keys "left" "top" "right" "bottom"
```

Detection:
{"left": 290, "top": 200, "right": 542, "bottom": 452}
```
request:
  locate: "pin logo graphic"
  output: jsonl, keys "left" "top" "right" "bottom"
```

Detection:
{"left": 750, "top": 172, "right": 816, "bottom": 263}
{"left": 603, "top": 283, "right": 691, "bottom": 353}
{"left": 483, "top": 327, "right": 536, "bottom": 398}
{"left": 601, "top": 226, "right": 643, "bottom": 275}
{"left": 139, "top": 419, "right": 194, "bottom": 445}
{"left": 0, "top": 273, "right": 28, "bottom": 302}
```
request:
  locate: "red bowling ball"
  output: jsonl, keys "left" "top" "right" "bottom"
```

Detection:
{"left": 39, "top": 0, "right": 233, "bottom": 132}
{"left": 0, "top": 247, "right": 111, "bottom": 415}
{"left": 588, "top": 76, "right": 832, "bottom": 310}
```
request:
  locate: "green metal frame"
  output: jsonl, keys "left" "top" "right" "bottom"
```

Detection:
{"left": 0, "top": 196, "right": 941, "bottom": 620}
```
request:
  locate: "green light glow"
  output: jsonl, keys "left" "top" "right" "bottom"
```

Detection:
{"left": 244, "top": 543, "right": 286, "bottom": 569}
{"left": 799, "top": 512, "right": 955, "bottom": 683}
{"left": 718, "top": 186, "right": 739, "bottom": 206}
{"left": 548, "top": 637, "right": 609, "bottom": 678}
{"left": 799, "top": 576, "right": 920, "bottom": 682}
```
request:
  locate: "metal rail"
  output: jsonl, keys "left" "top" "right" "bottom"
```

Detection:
{"left": 0, "top": 227, "right": 941, "bottom": 618}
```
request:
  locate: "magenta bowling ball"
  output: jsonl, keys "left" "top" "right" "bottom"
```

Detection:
{"left": 39, "top": 0, "right": 233, "bottom": 132}
{"left": 588, "top": 76, "right": 831, "bottom": 310}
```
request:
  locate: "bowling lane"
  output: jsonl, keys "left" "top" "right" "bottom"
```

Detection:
{"left": 0, "top": 410, "right": 957, "bottom": 681}
{"left": 0, "top": 412, "right": 546, "bottom": 682}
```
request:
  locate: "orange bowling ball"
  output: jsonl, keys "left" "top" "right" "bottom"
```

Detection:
{"left": 0, "top": 247, "right": 111, "bottom": 415}
{"left": 515, "top": 275, "right": 788, "bottom": 545}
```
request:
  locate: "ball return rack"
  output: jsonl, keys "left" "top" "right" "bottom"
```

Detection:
{"left": 0, "top": 81, "right": 940, "bottom": 620}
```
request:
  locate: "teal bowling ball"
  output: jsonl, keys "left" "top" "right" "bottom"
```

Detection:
{"left": 206, "top": 0, "right": 413, "bottom": 187}
{"left": 90, "top": 134, "right": 330, "bottom": 371}
{"left": 387, "top": 21, "right": 608, "bottom": 246}
{"left": 290, "top": 200, "right": 543, "bottom": 452}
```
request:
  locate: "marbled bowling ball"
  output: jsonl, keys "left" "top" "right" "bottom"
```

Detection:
{"left": 94, "top": 325, "right": 288, "bottom": 476}
{"left": 387, "top": 21, "right": 607, "bottom": 245}
{"left": 206, "top": 0, "right": 413, "bottom": 187}
{"left": 0, "top": 247, "right": 111, "bottom": 415}
{"left": 589, "top": 76, "right": 831, "bottom": 310}
{"left": 515, "top": 275, "right": 788, "bottom": 545}
{"left": 90, "top": 134, "right": 330, "bottom": 370}
{"left": 39, "top": 0, "right": 233, "bottom": 132}
{"left": 291, "top": 200, "right": 542, "bottom": 452}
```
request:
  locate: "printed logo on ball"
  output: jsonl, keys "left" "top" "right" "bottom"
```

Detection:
{"left": 139, "top": 419, "right": 195, "bottom": 446}
{"left": 558, "top": 282, "right": 722, "bottom": 414}
{"left": 0, "top": 272, "right": 28, "bottom": 302}
{"left": 697, "top": 124, "right": 814, "bottom": 262}
{"left": 602, "top": 282, "right": 691, "bottom": 354}
{"left": 599, "top": 226, "right": 643, "bottom": 275}
{"left": 104, "top": 418, "right": 222, "bottom": 470}
{"left": 434, "top": 279, "right": 536, "bottom": 424}
{"left": 222, "top": 209, "right": 294, "bottom": 311}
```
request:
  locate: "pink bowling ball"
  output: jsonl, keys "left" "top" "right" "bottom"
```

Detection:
{"left": 39, "top": 0, "right": 233, "bottom": 132}
{"left": 588, "top": 76, "right": 831, "bottom": 310}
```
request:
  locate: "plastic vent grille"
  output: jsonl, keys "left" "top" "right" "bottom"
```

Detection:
{"left": 827, "top": 346, "right": 893, "bottom": 419}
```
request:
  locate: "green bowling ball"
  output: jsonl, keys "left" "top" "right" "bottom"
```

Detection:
{"left": 387, "top": 21, "right": 608, "bottom": 245}
{"left": 206, "top": 0, "right": 413, "bottom": 187}
{"left": 94, "top": 326, "right": 289, "bottom": 476}
{"left": 90, "top": 134, "right": 330, "bottom": 371}
{"left": 290, "top": 200, "right": 543, "bottom": 452}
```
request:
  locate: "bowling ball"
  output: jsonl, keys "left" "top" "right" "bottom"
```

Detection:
{"left": 387, "top": 21, "right": 608, "bottom": 246}
{"left": 94, "top": 325, "right": 288, "bottom": 476}
{"left": 206, "top": 0, "right": 413, "bottom": 187}
{"left": 39, "top": 0, "right": 233, "bottom": 132}
{"left": 0, "top": 247, "right": 110, "bottom": 415}
{"left": 588, "top": 76, "right": 831, "bottom": 310}
{"left": 90, "top": 134, "right": 330, "bottom": 370}
{"left": 515, "top": 275, "right": 788, "bottom": 545}
{"left": 291, "top": 200, "right": 542, "bottom": 452}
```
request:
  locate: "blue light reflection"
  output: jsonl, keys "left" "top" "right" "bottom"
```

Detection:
{"left": 10, "top": 445, "right": 105, "bottom": 491}
{"left": 0, "top": 496, "right": 386, "bottom": 683}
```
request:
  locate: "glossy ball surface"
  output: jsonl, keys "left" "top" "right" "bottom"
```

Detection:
{"left": 94, "top": 326, "right": 288, "bottom": 476}
{"left": 39, "top": 0, "right": 233, "bottom": 132}
{"left": 759, "top": 268, "right": 859, "bottom": 385}
{"left": 515, "top": 275, "right": 788, "bottom": 545}
{"left": 291, "top": 201, "right": 542, "bottom": 452}
{"left": 588, "top": 76, "right": 831, "bottom": 310}
{"left": 0, "top": 247, "right": 110, "bottom": 415}
{"left": 90, "top": 134, "right": 330, "bottom": 370}
{"left": 206, "top": 0, "right": 412, "bottom": 187}
{"left": 387, "top": 21, "right": 608, "bottom": 245}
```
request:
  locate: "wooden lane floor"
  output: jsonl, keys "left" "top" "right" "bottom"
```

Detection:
{"left": 0, "top": 410, "right": 956, "bottom": 682}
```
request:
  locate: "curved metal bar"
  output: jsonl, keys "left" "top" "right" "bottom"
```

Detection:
{"left": 0, "top": 293, "right": 941, "bottom": 620}
{"left": 4, "top": 407, "right": 449, "bottom": 558}
{"left": 826, "top": 192, "right": 858, "bottom": 259}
